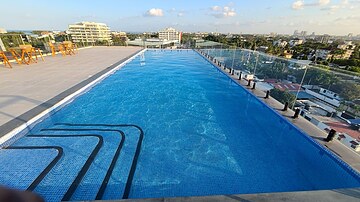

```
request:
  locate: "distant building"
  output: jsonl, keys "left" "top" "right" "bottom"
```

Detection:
{"left": 289, "top": 39, "right": 304, "bottom": 47}
{"left": 337, "top": 44, "right": 348, "bottom": 50}
{"left": 257, "top": 46, "right": 268, "bottom": 52}
{"left": 302, "top": 85, "right": 341, "bottom": 108}
{"left": 266, "top": 79, "right": 302, "bottom": 92}
{"left": 269, "top": 32, "right": 277, "bottom": 37}
{"left": 273, "top": 39, "right": 288, "bottom": 48}
{"left": 0, "top": 28, "right": 7, "bottom": 34}
{"left": 315, "top": 49, "right": 331, "bottom": 60}
{"left": 331, "top": 50, "right": 354, "bottom": 60}
{"left": 337, "top": 41, "right": 355, "bottom": 50}
{"left": 158, "top": 27, "right": 182, "bottom": 43}
{"left": 293, "top": 30, "right": 299, "bottom": 36}
{"left": 195, "top": 32, "right": 209, "bottom": 38}
{"left": 68, "top": 22, "right": 112, "bottom": 44}
{"left": 300, "top": 31, "right": 307, "bottom": 37}
{"left": 317, "top": 34, "right": 331, "bottom": 44}
{"left": 283, "top": 51, "right": 293, "bottom": 59}
{"left": 111, "top": 31, "right": 127, "bottom": 40}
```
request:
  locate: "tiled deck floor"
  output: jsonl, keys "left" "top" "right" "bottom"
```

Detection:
{"left": 0, "top": 46, "right": 141, "bottom": 135}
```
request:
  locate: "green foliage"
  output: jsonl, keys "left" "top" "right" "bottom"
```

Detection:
{"left": 32, "top": 30, "right": 45, "bottom": 35}
{"left": 270, "top": 88, "right": 296, "bottom": 108}
{"left": 112, "top": 35, "right": 127, "bottom": 46}
{"left": 330, "top": 49, "right": 346, "bottom": 55}
{"left": 181, "top": 33, "right": 196, "bottom": 48}
{"left": 95, "top": 40, "right": 110, "bottom": 46}
{"left": 0, "top": 33, "right": 24, "bottom": 49}
{"left": 258, "top": 61, "right": 288, "bottom": 79}
{"left": 333, "top": 59, "right": 360, "bottom": 67}
{"left": 331, "top": 81, "right": 360, "bottom": 101}
{"left": 303, "top": 68, "right": 339, "bottom": 87}
{"left": 350, "top": 44, "right": 360, "bottom": 59}
{"left": 347, "top": 66, "right": 360, "bottom": 73}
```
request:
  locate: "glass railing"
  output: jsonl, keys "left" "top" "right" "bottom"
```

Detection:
{"left": 196, "top": 41, "right": 360, "bottom": 153}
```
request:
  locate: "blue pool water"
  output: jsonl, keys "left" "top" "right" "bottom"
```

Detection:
{"left": 1, "top": 50, "right": 360, "bottom": 201}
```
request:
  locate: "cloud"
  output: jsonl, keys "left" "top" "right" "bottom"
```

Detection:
{"left": 292, "top": 0, "right": 331, "bottom": 10}
{"left": 319, "top": 0, "right": 331, "bottom": 6}
{"left": 177, "top": 12, "right": 184, "bottom": 17}
{"left": 144, "top": 8, "right": 163, "bottom": 17}
{"left": 210, "top": 5, "right": 237, "bottom": 18}
{"left": 292, "top": 1, "right": 305, "bottom": 10}
{"left": 211, "top": 6, "right": 222, "bottom": 11}
{"left": 320, "top": 5, "right": 340, "bottom": 11}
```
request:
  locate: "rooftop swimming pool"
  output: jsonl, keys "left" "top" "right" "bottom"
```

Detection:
{"left": 0, "top": 50, "right": 360, "bottom": 201}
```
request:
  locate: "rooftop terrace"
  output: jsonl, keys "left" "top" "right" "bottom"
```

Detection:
{"left": 0, "top": 48, "right": 359, "bottom": 201}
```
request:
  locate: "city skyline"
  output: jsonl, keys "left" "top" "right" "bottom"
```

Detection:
{"left": 1, "top": 0, "right": 360, "bottom": 35}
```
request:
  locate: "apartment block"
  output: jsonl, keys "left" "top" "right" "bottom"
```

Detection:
{"left": 158, "top": 27, "right": 181, "bottom": 43}
{"left": 68, "top": 22, "right": 112, "bottom": 44}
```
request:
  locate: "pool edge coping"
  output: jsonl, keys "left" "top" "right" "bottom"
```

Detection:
{"left": 93, "top": 187, "right": 360, "bottom": 202}
{"left": 0, "top": 48, "right": 146, "bottom": 147}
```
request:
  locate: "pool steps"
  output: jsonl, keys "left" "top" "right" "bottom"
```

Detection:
{"left": 4, "top": 123, "right": 143, "bottom": 201}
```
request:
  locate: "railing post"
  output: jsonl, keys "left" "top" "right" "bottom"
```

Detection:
{"left": 293, "top": 108, "right": 300, "bottom": 119}
{"left": 238, "top": 72, "right": 242, "bottom": 80}
{"left": 247, "top": 80, "right": 251, "bottom": 86}
{"left": 325, "top": 129, "right": 336, "bottom": 142}
{"left": 283, "top": 102, "right": 289, "bottom": 111}
{"left": 265, "top": 90, "right": 270, "bottom": 99}
{"left": 252, "top": 82, "right": 256, "bottom": 89}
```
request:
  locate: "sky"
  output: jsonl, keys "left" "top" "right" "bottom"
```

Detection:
{"left": 0, "top": 0, "right": 360, "bottom": 35}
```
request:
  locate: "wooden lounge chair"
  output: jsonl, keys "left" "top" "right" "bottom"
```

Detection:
{"left": 9, "top": 48, "right": 23, "bottom": 64}
{"left": 0, "top": 51, "right": 12, "bottom": 68}
{"left": 62, "top": 41, "right": 76, "bottom": 55}
{"left": 48, "top": 42, "right": 67, "bottom": 56}
{"left": 19, "top": 45, "right": 36, "bottom": 64}
{"left": 32, "top": 47, "right": 45, "bottom": 61}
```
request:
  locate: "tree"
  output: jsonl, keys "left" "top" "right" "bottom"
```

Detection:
{"left": 112, "top": 35, "right": 127, "bottom": 46}
{"left": 258, "top": 60, "right": 288, "bottom": 79}
{"left": 270, "top": 88, "right": 296, "bottom": 108}
{"left": 295, "top": 68, "right": 339, "bottom": 87}
{"left": 0, "top": 32, "right": 24, "bottom": 50}
{"left": 331, "top": 81, "right": 360, "bottom": 101}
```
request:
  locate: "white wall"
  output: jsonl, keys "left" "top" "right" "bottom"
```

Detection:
{"left": 305, "top": 89, "right": 340, "bottom": 107}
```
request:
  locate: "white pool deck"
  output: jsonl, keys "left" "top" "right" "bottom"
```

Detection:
{"left": 0, "top": 46, "right": 141, "bottom": 128}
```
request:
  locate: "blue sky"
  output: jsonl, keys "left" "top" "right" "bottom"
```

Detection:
{"left": 1, "top": 0, "right": 359, "bottom": 35}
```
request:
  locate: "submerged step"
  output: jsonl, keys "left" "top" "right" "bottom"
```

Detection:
{"left": 44, "top": 123, "right": 143, "bottom": 200}
{"left": 0, "top": 147, "right": 61, "bottom": 190}
{"left": 11, "top": 135, "right": 101, "bottom": 202}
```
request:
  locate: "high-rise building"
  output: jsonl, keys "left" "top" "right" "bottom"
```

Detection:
{"left": 68, "top": 22, "right": 112, "bottom": 44}
{"left": 293, "top": 30, "right": 299, "bottom": 36}
{"left": 318, "top": 34, "right": 331, "bottom": 44}
{"left": 300, "top": 31, "right": 307, "bottom": 37}
{"left": 158, "top": 27, "right": 182, "bottom": 43}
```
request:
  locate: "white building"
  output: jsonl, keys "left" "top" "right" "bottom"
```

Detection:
{"left": 158, "top": 27, "right": 181, "bottom": 43}
{"left": 0, "top": 28, "right": 7, "bottom": 34}
{"left": 273, "top": 39, "right": 288, "bottom": 48}
{"left": 289, "top": 39, "right": 304, "bottom": 47}
{"left": 68, "top": 22, "right": 112, "bottom": 44}
{"left": 315, "top": 49, "right": 331, "bottom": 60}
